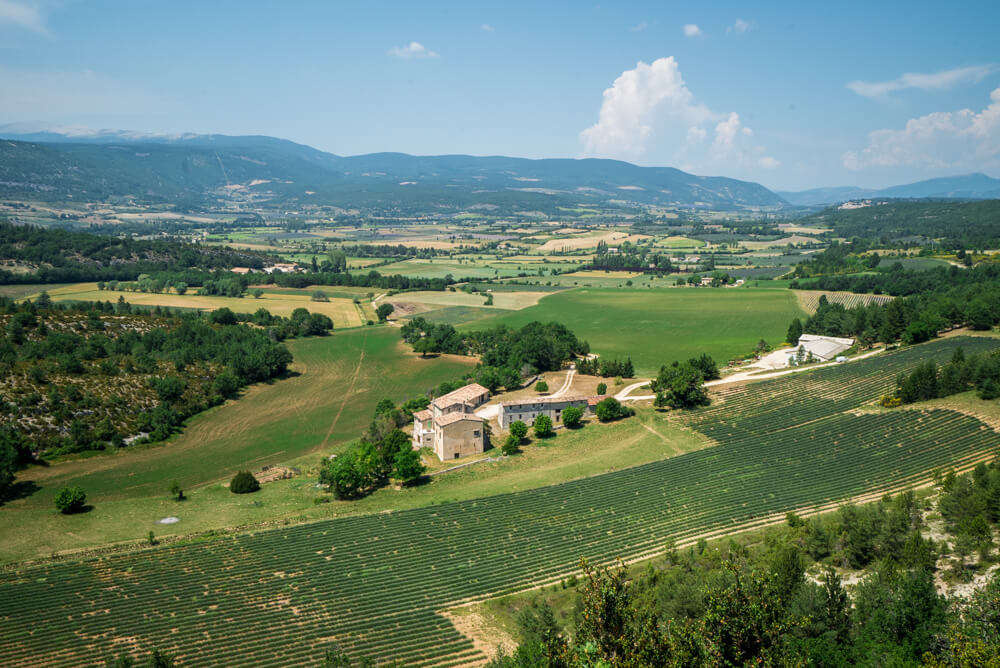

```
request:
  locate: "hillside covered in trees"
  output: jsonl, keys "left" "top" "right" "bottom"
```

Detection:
{"left": 0, "top": 295, "right": 331, "bottom": 490}
{"left": 0, "top": 221, "right": 277, "bottom": 284}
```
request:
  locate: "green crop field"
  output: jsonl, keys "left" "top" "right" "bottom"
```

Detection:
{"left": 458, "top": 287, "right": 806, "bottom": 376}
{"left": 2, "top": 337, "right": 996, "bottom": 667}
{"left": 0, "top": 328, "right": 474, "bottom": 562}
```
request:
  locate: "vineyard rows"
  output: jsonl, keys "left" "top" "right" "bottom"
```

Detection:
{"left": 796, "top": 290, "right": 894, "bottom": 314}
{"left": 1, "top": 337, "right": 997, "bottom": 667}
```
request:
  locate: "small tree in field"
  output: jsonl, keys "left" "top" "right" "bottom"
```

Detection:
{"left": 229, "top": 471, "right": 260, "bottom": 494}
{"left": 501, "top": 434, "right": 519, "bottom": 456}
{"left": 168, "top": 480, "right": 184, "bottom": 501}
{"left": 597, "top": 382, "right": 607, "bottom": 395}
{"left": 509, "top": 420, "right": 528, "bottom": 443}
{"left": 562, "top": 406, "right": 584, "bottom": 428}
{"left": 376, "top": 303, "right": 395, "bottom": 321}
{"left": 55, "top": 486, "right": 87, "bottom": 514}
{"left": 535, "top": 380, "right": 549, "bottom": 393}
{"left": 533, "top": 414, "right": 554, "bottom": 438}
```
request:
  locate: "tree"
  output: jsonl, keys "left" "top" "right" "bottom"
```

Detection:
{"left": 786, "top": 318, "right": 804, "bottom": 346}
{"left": 535, "top": 380, "right": 549, "bottom": 393}
{"left": 393, "top": 448, "right": 424, "bottom": 486}
{"left": 688, "top": 353, "right": 720, "bottom": 380}
{"left": 55, "top": 486, "right": 87, "bottom": 514}
{"left": 508, "top": 420, "right": 528, "bottom": 443}
{"left": 596, "top": 382, "right": 607, "bottom": 395}
{"left": 562, "top": 406, "right": 583, "bottom": 428}
{"left": 168, "top": 480, "right": 184, "bottom": 501}
{"left": 594, "top": 397, "right": 634, "bottom": 422}
{"left": 174, "top": 282, "right": 188, "bottom": 296}
{"left": 413, "top": 338, "right": 435, "bottom": 357}
{"left": 229, "top": 470, "right": 260, "bottom": 494}
{"left": 0, "top": 436, "right": 17, "bottom": 499}
{"left": 251, "top": 289, "right": 264, "bottom": 299}
{"left": 501, "top": 435, "right": 520, "bottom": 455}
{"left": 533, "top": 414, "right": 554, "bottom": 438}
{"left": 376, "top": 303, "right": 395, "bottom": 321}
{"left": 311, "top": 290, "right": 329, "bottom": 302}
{"left": 651, "top": 362, "right": 709, "bottom": 409}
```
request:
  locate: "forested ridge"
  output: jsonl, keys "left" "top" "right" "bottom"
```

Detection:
{"left": 0, "top": 295, "right": 339, "bottom": 498}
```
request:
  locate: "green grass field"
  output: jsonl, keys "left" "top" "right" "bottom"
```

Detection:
{"left": 3, "top": 338, "right": 997, "bottom": 666}
{"left": 458, "top": 287, "right": 805, "bottom": 376}
{"left": 0, "top": 283, "right": 76, "bottom": 300}
{"left": 0, "top": 327, "right": 474, "bottom": 562}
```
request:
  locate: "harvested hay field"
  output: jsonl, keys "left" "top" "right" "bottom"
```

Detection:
{"left": 533, "top": 231, "right": 650, "bottom": 253}
{"left": 43, "top": 283, "right": 365, "bottom": 328}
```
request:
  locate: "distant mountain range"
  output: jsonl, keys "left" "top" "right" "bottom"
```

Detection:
{"left": 1, "top": 124, "right": 996, "bottom": 213}
{"left": 778, "top": 173, "right": 1000, "bottom": 206}
{"left": 0, "top": 125, "right": 784, "bottom": 212}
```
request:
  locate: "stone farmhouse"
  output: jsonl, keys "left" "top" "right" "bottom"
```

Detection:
{"left": 497, "top": 396, "right": 593, "bottom": 429}
{"left": 412, "top": 383, "right": 490, "bottom": 461}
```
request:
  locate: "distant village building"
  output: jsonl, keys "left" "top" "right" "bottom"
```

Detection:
{"left": 412, "top": 383, "right": 490, "bottom": 460}
{"left": 263, "top": 263, "right": 302, "bottom": 274}
{"left": 699, "top": 276, "right": 714, "bottom": 286}
{"left": 497, "top": 396, "right": 592, "bottom": 429}
{"left": 230, "top": 267, "right": 252, "bottom": 275}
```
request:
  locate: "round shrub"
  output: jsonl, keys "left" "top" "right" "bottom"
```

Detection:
{"left": 55, "top": 486, "right": 87, "bottom": 514}
{"left": 535, "top": 381, "right": 549, "bottom": 393}
{"left": 229, "top": 471, "right": 260, "bottom": 494}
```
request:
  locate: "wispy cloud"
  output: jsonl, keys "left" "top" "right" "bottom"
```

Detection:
{"left": 0, "top": 0, "right": 49, "bottom": 36}
{"left": 682, "top": 24, "right": 702, "bottom": 38}
{"left": 727, "top": 18, "right": 756, "bottom": 35}
{"left": 387, "top": 41, "right": 439, "bottom": 60}
{"left": 848, "top": 64, "right": 995, "bottom": 99}
{"left": 630, "top": 21, "right": 648, "bottom": 32}
{"left": 844, "top": 87, "right": 1000, "bottom": 171}
{"left": 480, "top": 24, "right": 494, "bottom": 32}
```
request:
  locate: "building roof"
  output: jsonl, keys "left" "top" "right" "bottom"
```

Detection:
{"left": 797, "top": 334, "right": 854, "bottom": 361}
{"left": 431, "top": 383, "right": 490, "bottom": 410}
{"left": 587, "top": 396, "right": 603, "bottom": 406}
{"left": 413, "top": 409, "right": 432, "bottom": 422}
{"left": 434, "top": 412, "right": 485, "bottom": 428}
{"left": 499, "top": 395, "right": 589, "bottom": 408}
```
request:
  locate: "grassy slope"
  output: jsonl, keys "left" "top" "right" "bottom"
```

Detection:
{"left": 458, "top": 287, "right": 805, "bottom": 376}
{"left": 0, "top": 327, "right": 474, "bottom": 561}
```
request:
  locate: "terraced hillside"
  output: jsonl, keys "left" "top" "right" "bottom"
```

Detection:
{"left": 1, "top": 337, "right": 998, "bottom": 667}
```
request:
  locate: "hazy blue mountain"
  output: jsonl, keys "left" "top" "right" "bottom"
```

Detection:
{"left": 779, "top": 173, "right": 1000, "bottom": 206}
{"left": 876, "top": 173, "right": 1000, "bottom": 199}
{"left": 0, "top": 126, "right": 786, "bottom": 210}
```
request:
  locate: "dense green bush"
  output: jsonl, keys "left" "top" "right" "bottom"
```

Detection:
{"left": 229, "top": 471, "right": 260, "bottom": 494}
{"left": 55, "top": 486, "right": 87, "bottom": 514}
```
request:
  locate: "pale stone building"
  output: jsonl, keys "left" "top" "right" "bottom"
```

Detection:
{"left": 497, "top": 395, "right": 592, "bottom": 430}
{"left": 412, "top": 383, "right": 490, "bottom": 460}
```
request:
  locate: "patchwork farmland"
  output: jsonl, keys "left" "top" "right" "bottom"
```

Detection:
{"left": 2, "top": 337, "right": 998, "bottom": 667}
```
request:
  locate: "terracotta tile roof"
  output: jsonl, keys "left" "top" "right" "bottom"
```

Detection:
{"left": 434, "top": 412, "right": 485, "bottom": 427}
{"left": 587, "top": 396, "right": 603, "bottom": 406}
{"left": 413, "top": 409, "right": 432, "bottom": 422}
{"left": 498, "top": 395, "right": 589, "bottom": 407}
{"left": 431, "top": 383, "right": 490, "bottom": 410}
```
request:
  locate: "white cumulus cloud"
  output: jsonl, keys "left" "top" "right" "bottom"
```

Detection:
{"left": 579, "top": 57, "right": 778, "bottom": 174}
{"left": 727, "top": 18, "right": 756, "bottom": 35}
{"left": 843, "top": 87, "right": 1000, "bottom": 171}
{"left": 387, "top": 41, "right": 439, "bottom": 59}
{"left": 847, "top": 64, "right": 994, "bottom": 99}
{"left": 630, "top": 21, "right": 648, "bottom": 32}
{"left": 481, "top": 24, "right": 494, "bottom": 32}
{"left": 683, "top": 24, "right": 702, "bottom": 38}
{"left": 0, "top": 0, "right": 48, "bottom": 35}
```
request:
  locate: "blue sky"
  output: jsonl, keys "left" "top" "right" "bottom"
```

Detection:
{"left": 0, "top": 0, "right": 997, "bottom": 190}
